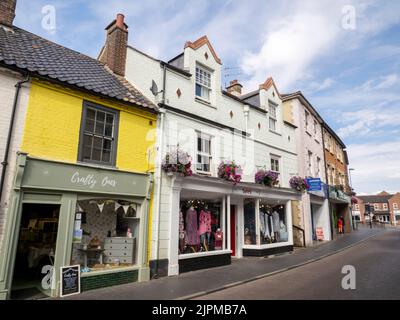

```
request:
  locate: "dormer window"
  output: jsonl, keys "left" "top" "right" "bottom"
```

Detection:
{"left": 268, "top": 102, "right": 277, "bottom": 132}
{"left": 195, "top": 65, "right": 211, "bottom": 101}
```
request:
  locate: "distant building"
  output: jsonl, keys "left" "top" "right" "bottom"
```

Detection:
{"left": 353, "top": 191, "right": 400, "bottom": 225}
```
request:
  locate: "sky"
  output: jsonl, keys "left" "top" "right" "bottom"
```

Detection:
{"left": 14, "top": 0, "right": 400, "bottom": 195}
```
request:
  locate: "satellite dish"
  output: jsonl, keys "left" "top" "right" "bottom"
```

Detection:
{"left": 150, "top": 80, "right": 160, "bottom": 96}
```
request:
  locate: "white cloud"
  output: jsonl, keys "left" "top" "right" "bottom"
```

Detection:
{"left": 308, "top": 78, "right": 335, "bottom": 92}
{"left": 337, "top": 106, "right": 400, "bottom": 138}
{"left": 348, "top": 140, "right": 400, "bottom": 193}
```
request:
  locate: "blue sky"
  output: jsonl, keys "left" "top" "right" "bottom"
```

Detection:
{"left": 14, "top": 0, "right": 400, "bottom": 194}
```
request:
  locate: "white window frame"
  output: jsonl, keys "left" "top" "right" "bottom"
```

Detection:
{"left": 383, "top": 203, "right": 388, "bottom": 210}
{"left": 394, "top": 203, "right": 398, "bottom": 210}
{"left": 195, "top": 64, "right": 212, "bottom": 102}
{"left": 316, "top": 157, "right": 321, "bottom": 177}
{"left": 268, "top": 102, "right": 278, "bottom": 132}
{"left": 270, "top": 154, "right": 280, "bottom": 177}
{"left": 374, "top": 204, "right": 379, "bottom": 211}
{"left": 355, "top": 204, "right": 359, "bottom": 210}
{"left": 196, "top": 132, "right": 212, "bottom": 174}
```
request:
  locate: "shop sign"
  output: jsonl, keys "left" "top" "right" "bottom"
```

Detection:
{"left": 306, "top": 178, "right": 322, "bottom": 191}
{"left": 60, "top": 265, "right": 80, "bottom": 297}
{"left": 316, "top": 227, "right": 324, "bottom": 241}
{"left": 21, "top": 157, "right": 149, "bottom": 196}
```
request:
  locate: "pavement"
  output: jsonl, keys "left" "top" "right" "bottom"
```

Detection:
{"left": 61, "top": 225, "right": 387, "bottom": 300}
{"left": 196, "top": 228, "right": 400, "bottom": 300}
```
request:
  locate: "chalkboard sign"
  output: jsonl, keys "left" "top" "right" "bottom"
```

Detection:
{"left": 60, "top": 265, "right": 81, "bottom": 297}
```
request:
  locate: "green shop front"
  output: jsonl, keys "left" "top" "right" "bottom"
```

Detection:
{"left": 0, "top": 153, "right": 152, "bottom": 300}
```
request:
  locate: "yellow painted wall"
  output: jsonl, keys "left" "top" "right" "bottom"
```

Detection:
{"left": 21, "top": 79, "right": 157, "bottom": 173}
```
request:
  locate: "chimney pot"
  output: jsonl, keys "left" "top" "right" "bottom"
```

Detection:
{"left": 0, "top": 0, "right": 17, "bottom": 26}
{"left": 116, "top": 13, "right": 125, "bottom": 29}
{"left": 227, "top": 79, "right": 243, "bottom": 97}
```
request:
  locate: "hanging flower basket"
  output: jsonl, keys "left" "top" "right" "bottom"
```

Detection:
{"left": 217, "top": 161, "right": 242, "bottom": 184}
{"left": 255, "top": 169, "right": 279, "bottom": 187}
{"left": 351, "top": 196, "right": 358, "bottom": 204}
{"left": 161, "top": 148, "right": 193, "bottom": 177}
{"left": 289, "top": 176, "right": 309, "bottom": 192}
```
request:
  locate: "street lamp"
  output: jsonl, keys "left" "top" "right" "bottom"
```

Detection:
{"left": 348, "top": 168, "right": 356, "bottom": 230}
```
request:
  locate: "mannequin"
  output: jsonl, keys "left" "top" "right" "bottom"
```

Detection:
{"left": 185, "top": 206, "right": 199, "bottom": 246}
{"left": 272, "top": 210, "right": 280, "bottom": 242}
{"left": 279, "top": 220, "right": 288, "bottom": 242}
{"left": 214, "top": 228, "right": 223, "bottom": 250}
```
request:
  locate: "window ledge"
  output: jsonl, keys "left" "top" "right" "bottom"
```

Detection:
{"left": 315, "top": 138, "right": 320, "bottom": 144}
{"left": 195, "top": 97, "right": 217, "bottom": 109}
{"left": 269, "top": 129, "right": 282, "bottom": 136}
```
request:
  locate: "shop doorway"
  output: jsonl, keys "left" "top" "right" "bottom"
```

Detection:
{"left": 230, "top": 205, "right": 236, "bottom": 256}
{"left": 10, "top": 203, "right": 60, "bottom": 300}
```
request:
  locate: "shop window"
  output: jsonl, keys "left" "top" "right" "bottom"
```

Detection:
{"left": 244, "top": 199, "right": 256, "bottom": 245}
{"left": 260, "top": 202, "right": 287, "bottom": 244}
{"left": 179, "top": 199, "right": 222, "bottom": 254}
{"left": 71, "top": 199, "right": 140, "bottom": 273}
{"left": 78, "top": 102, "right": 119, "bottom": 166}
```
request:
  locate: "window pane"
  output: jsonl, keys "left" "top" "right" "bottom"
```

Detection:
{"left": 196, "top": 83, "right": 202, "bottom": 97}
{"left": 82, "top": 146, "right": 91, "bottom": 160}
{"left": 103, "top": 139, "right": 112, "bottom": 151}
{"left": 96, "top": 111, "right": 105, "bottom": 122}
{"left": 102, "top": 150, "right": 111, "bottom": 163}
{"left": 104, "top": 124, "right": 113, "bottom": 137}
{"left": 95, "top": 121, "right": 104, "bottom": 135}
{"left": 83, "top": 134, "right": 93, "bottom": 148}
{"left": 202, "top": 87, "right": 210, "bottom": 100}
{"left": 92, "top": 148, "right": 101, "bottom": 161}
{"left": 106, "top": 114, "right": 114, "bottom": 125}
{"left": 269, "top": 118, "right": 276, "bottom": 131}
{"left": 85, "top": 119, "right": 95, "bottom": 132}
{"left": 244, "top": 199, "right": 256, "bottom": 245}
{"left": 197, "top": 137, "right": 202, "bottom": 152}
{"left": 86, "top": 108, "right": 96, "bottom": 120}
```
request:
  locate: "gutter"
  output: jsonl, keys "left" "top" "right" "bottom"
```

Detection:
{"left": 0, "top": 74, "right": 30, "bottom": 204}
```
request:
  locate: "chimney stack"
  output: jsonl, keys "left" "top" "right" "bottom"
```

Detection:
{"left": 99, "top": 13, "right": 128, "bottom": 77}
{"left": 226, "top": 80, "right": 242, "bottom": 97}
{"left": 0, "top": 0, "right": 17, "bottom": 26}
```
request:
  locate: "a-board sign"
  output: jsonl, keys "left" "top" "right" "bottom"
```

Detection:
{"left": 60, "top": 265, "right": 81, "bottom": 297}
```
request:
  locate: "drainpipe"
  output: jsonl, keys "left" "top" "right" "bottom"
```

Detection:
{"left": 152, "top": 64, "right": 167, "bottom": 278}
{"left": 243, "top": 104, "right": 249, "bottom": 134}
{"left": 0, "top": 74, "right": 30, "bottom": 204}
{"left": 321, "top": 123, "right": 334, "bottom": 240}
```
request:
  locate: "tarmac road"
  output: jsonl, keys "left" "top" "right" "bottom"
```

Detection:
{"left": 195, "top": 229, "right": 400, "bottom": 300}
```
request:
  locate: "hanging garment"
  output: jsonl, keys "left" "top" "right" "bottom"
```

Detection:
{"left": 272, "top": 211, "right": 280, "bottom": 232}
{"left": 260, "top": 212, "right": 266, "bottom": 236}
{"left": 179, "top": 211, "right": 186, "bottom": 253}
{"left": 186, "top": 208, "right": 199, "bottom": 245}
{"left": 265, "top": 213, "right": 271, "bottom": 238}
{"left": 198, "top": 210, "right": 211, "bottom": 235}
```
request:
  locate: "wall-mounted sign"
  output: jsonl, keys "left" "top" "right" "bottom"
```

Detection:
{"left": 306, "top": 178, "right": 322, "bottom": 191}
{"left": 60, "top": 265, "right": 81, "bottom": 297}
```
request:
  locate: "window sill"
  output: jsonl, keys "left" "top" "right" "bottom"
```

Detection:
{"left": 269, "top": 129, "right": 282, "bottom": 136}
{"left": 315, "top": 138, "right": 320, "bottom": 144}
{"left": 306, "top": 130, "right": 312, "bottom": 137}
{"left": 195, "top": 97, "right": 217, "bottom": 109}
{"left": 76, "top": 161, "right": 118, "bottom": 170}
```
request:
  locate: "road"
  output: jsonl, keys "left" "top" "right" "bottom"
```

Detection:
{"left": 195, "top": 229, "right": 400, "bottom": 300}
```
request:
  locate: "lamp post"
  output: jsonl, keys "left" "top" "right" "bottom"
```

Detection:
{"left": 348, "top": 168, "right": 356, "bottom": 230}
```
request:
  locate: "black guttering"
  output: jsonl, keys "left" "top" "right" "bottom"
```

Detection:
{"left": 0, "top": 73, "right": 30, "bottom": 204}
{"left": 222, "top": 90, "right": 265, "bottom": 113}
{"left": 160, "top": 61, "right": 191, "bottom": 77}
{"left": 0, "top": 62, "right": 158, "bottom": 115}
{"left": 167, "top": 52, "right": 184, "bottom": 64}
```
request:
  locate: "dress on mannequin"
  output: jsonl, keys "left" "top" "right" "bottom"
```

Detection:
{"left": 186, "top": 206, "right": 199, "bottom": 245}
{"left": 198, "top": 210, "right": 211, "bottom": 249}
{"left": 272, "top": 210, "right": 280, "bottom": 242}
